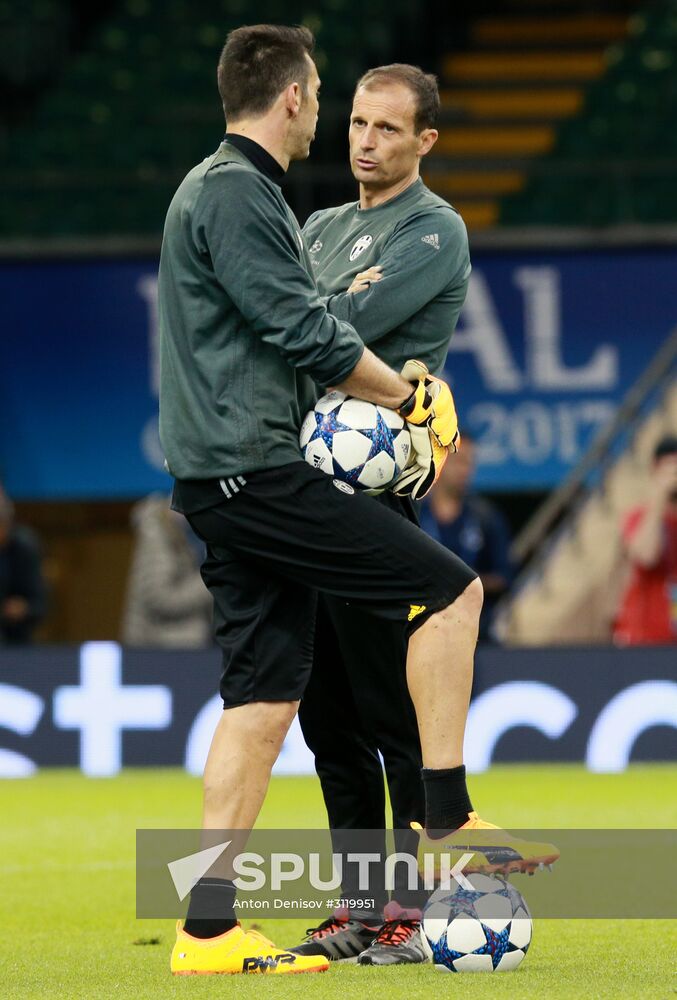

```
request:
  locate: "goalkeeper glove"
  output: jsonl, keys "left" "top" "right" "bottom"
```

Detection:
{"left": 397, "top": 359, "right": 460, "bottom": 449}
{"left": 393, "top": 360, "right": 460, "bottom": 500}
{"left": 392, "top": 423, "right": 451, "bottom": 500}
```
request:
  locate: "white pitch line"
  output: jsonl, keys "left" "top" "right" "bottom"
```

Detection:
{"left": 0, "top": 860, "right": 133, "bottom": 874}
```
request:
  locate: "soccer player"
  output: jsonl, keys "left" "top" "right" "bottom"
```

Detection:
{"left": 288, "top": 63, "right": 473, "bottom": 966}
{"left": 159, "top": 25, "right": 556, "bottom": 977}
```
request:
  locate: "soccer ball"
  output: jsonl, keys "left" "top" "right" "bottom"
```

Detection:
{"left": 421, "top": 875, "right": 532, "bottom": 973}
{"left": 300, "top": 390, "right": 411, "bottom": 493}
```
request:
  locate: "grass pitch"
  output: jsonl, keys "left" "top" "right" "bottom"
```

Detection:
{"left": 1, "top": 765, "right": 675, "bottom": 999}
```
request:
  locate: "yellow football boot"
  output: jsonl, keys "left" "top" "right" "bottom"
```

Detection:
{"left": 171, "top": 921, "right": 330, "bottom": 975}
{"left": 413, "top": 812, "right": 560, "bottom": 877}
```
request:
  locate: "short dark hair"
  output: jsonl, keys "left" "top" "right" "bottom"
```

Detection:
{"left": 217, "top": 24, "right": 315, "bottom": 122}
{"left": 355, "top": 63, "right": 439, "bottom": 133}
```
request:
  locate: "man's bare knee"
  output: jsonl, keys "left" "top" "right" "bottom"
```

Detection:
{"left": 247, "top": 700, "right": 299, "bottom": 723}
{"left": 456, "top": 576, "right": 484, "bottom": 619}
{"left": 203, "top": 700, "right": 298, "bottom": 805}
{"left": 230, "top": 700, "right": 298, "bottom": 755}
{"left": 421, "top": 577, "right": 483, "bottom": 636}
{"left": 252, "top": 700, "right": 299, "bottom": 748}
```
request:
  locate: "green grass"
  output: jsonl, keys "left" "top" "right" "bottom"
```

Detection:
{"left": 1, "top": 766, "right": 675, "bottom": 999}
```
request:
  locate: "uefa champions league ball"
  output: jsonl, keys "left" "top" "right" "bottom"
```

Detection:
{"left": 300, "top": 390, "right": 411, "bottom": 493}
{"left": 421, "top": 875, "right": 533, "bottom": 973}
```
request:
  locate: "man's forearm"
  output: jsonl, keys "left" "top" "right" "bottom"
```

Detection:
{"left": 335, "top": 346, "right": 411, "bottom": 410}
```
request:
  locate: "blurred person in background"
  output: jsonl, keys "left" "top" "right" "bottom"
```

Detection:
{"left": 0, "top": 483, "right": 46, "bottom": 644}
{"left": 420, "top": 433, "right": 513, "bottom": 641}
{"left": 121, "top": 494, "right": 212, "bottom": 648}
{"left": 613, "top": 434, "right": 677, "bottom": 645}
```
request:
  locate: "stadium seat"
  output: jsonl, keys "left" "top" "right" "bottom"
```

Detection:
{"left": 499, "top": 0, "right": 677, "bottom": 227}
{"left": 0, "top": 0, "right": 418, "bottom": 236}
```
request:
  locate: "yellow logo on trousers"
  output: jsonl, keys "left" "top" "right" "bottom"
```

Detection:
{"left": 408, "top": 604, "right": 427, "bottom": 622}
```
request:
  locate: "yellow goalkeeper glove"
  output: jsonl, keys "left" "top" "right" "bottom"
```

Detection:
{"left": 392, "top": 424, "right": 452, "bottom": 500}
{"left": 394, "top": 360, "right": 460, "bottom": 499}
{"left": 397, "top": 359, "right": 460, "bottom": 449}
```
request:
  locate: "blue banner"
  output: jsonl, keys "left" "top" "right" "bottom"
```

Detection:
{"left": 1, "top": 249, "right": 675, "bottom": 498}
{"left": 1, "top": 260, "right": 168, "bottom": 499}
{"left": 445, "top": 250, "right": 676, "bottom": 490}
{"left": 0, "top": 642, "right": 674, "bottom": 775}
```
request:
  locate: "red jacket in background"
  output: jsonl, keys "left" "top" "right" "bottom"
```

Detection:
{"left": 614, "top": 506, "right": 677, "bottom": 645}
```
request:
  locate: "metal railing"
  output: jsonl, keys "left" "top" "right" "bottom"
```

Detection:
{"left": 510, "top": 324, "right": 677, "bottom": 565}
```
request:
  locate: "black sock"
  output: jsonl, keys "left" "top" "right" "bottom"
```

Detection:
{"left": 422, "top": 765, "right": 473, "bottom": 834}
{"left": 184, "top": 878, "right": 237, "bottom": 939}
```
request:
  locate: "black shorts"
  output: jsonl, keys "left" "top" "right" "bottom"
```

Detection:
{"left": 179, "top": 462, "right": 476, "bottom": 708}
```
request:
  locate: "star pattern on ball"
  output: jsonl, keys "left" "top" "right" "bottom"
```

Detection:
{"left": 303, "top": 399, "right": 405, "bottom": 488}
{"left": 424, "top": 879, "right": 531, "bottom": 973}
{"left": 360, "top": 410, "right": 396, "bottom": 462}
{"left": 435, "top": 924, "right": 515, "bottom": 971}
{"left": 308, "top": 408, "right": 353, "bottom": 451}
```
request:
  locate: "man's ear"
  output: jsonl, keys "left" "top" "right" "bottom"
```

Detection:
{"left": 284, "top": 81, "right": 302, "bottom": 117}
{"left": 418, "top": 128, "right": 438, "bottom": 158}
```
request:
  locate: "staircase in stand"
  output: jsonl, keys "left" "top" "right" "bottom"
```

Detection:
{"left": 424, "top": 3, "right": 635, "bottom": 229}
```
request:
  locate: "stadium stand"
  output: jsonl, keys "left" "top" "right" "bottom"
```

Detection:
{"left": 496, "top": 331, "right": 677, "bottom": 643}
{"left": 6, "top": 1, "right": 677, "bottom": 234}
{"left": 0, "top": 0, "right": 76, "bottom": 94}
{"left": 422, "top": 0, "right": 649, "bottom": 227}
{"left": 0, "top": 0, "right": 419, "bottom": 237}
{"left": 498, "top": 0, "right": 677, "bottom": 226}
{"left": 420, "top": 0, "right": 677, "bottom": 228}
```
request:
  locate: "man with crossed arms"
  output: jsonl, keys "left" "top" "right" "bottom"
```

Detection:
{"left": 291, "top": 63, "right": 556, "bottom": 966}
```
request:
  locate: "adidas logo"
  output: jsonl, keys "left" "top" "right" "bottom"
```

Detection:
{"left": 422, "top": 233, "right": 440, "bottom": 250}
